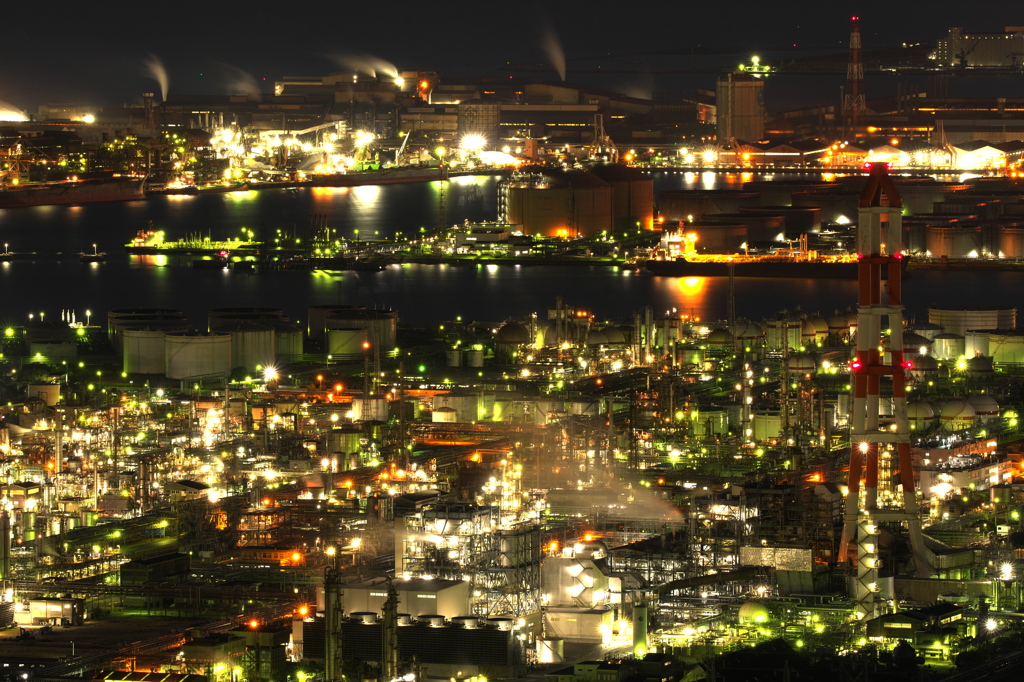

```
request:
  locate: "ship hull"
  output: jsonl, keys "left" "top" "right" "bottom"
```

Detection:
{"left": 311, "top": 167, "right": 444, "bottom": 187}
{"left": 0, "top": 178, "right": 145, "bottom": 208}
{"left": 645, "top": 258, "right": 859, "bottom": 279}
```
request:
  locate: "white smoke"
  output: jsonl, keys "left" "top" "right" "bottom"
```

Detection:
{"left": 326, "top": 52, "right": 399, "bottom": 80}
{"left": 0, "top": 99, "right": 28, "bottom": 122}
{"left": 539, "top": 18, "right": 567, "bottom": 81}
{"left": 218, "top": 63, "right": 263, "bottom": 101}
{"left": 144, "top": 53, "right": 170, "bottom": 101}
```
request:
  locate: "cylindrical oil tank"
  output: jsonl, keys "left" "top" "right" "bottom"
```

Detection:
{"left": 932, "top": 333, "right": 965, "bottom": 360}
{"left": 212, "top": 321, "right": 276, "bottom": 372}
{"left": 326, "top": 309, "right": 398, "bottom": 350}
{"left": 207, "top": 307, "right": 286, "bottom": 330}
{"left": 740, "top": 205, "right": 821, "bottom": 235}
{"left": 589, "top": 163, "right": 655, "bottom": 231}
{"left": 326, "top": 427, "right": 363, "bottom": 457}
{"left": 502, "top": 170, "right": 613, "bottom": 237}
{"left": 27, "top": 384, "right": 60, "bottom": 406}
{"left": 108, "top": 314, "right": 189, "bottom": 353}
{"left": 447, "top": 349, "right": 463, "bottom": 367}
{"left": 432, "top": 406, "right": 457, "bottom": 423}
{"left": 658, "top": 190, "right": 760, "bottom": 221}
{"left": 352, "top": 397, "right": 389, "bottom": 422}
{"left": 433, "top": 394, "right": 479, "bottom": 423}
{"left": 988, "top": 331, "right": 1024, "bottom": 364}
{"left": 123, "top": 330, "right": 166, "bottom": 374}
{"left": 466, "top": 349, "right": 484, "bottom": 367}
{"left": 705, "top": 212, "right": 785, "bottom": 243}
{"left": 271, "top": 321, "right": 303, "bottom": 361}
{"left": 964, "top": 331, "right": 990, "bottom": 358}
{"left": 688, "top": 222, "right": 748, "bottom": 252}
{"left": 165, "top": 332, "right": 232, "bottom": 380}
{"left": 307, "top": 304, "right": 367, "bottom": 341}
{"left": 82, "top": 510, "right": 98, "bottom": 527}
{"left": 925, "top": 225, "right": 982, "bottom": 258}
{"left": 326, "top": 328, "right": 365, "bottom": 356}
{"left": 537, "top": 638, "right": 565, "bottom": 664}
{"left": 929, "top": 306, "right": 1016, "bottom": 336}
{"left": 999, "top": 227, "right": 1024, "bottom": 258}
{"left": 107, "top": 308, "right": 183, "bottom": 338}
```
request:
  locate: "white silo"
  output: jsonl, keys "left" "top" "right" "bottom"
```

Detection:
{"left": 213, "top": 321, "right": 276, "bottom": 372}
{"left": 165, "top": 332, "right": 232, "bottom": 380}
{"left": 272, "top": 321, "right": 304, "bottom": 362}
{"left": 963, "top": 331, "right": 989, "bottom": 358}
{"left": 432, "top": 406, "right": 458, "bottom": 423}
{"left": 932, "top": 333, "right": 965, "bottom": 360}
{"left": 307, "top": 304, "right": 367, "bottom": 341}
{"left": 123, "top": 329, "right": 166, "bottom": 374}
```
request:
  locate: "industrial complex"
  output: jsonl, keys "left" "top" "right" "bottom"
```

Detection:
{"left": 5, "top": 13, "right": 1024, "bottom": 682}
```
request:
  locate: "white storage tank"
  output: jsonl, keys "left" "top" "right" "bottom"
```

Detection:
{"left": 465, "top": 348, "right": 484, "bottom": 367}
{"left": 939, "top": 399, "right": 975, "bottom": 431}
{"left": 433, "top": 394, "right": 479, "bottom": 423}
{"left": 932, "top": 333, "right": 965, "bottom": 360}
{"left": 165, "top": 332, "right": 232, "bottom": 380}
{"left": 326, "top": 309, "right": 398, "bottom": 350}
{"left": 432, "top": 406, "right": 457, "bottom": 423}
{"left": 964, "top": 331, "right": 990, "bottom": 358}
{"left": 967, "top": 394, "right": 1000, "bottom": 422}
{"left": 907, "top": 401, "right": 936, "bottom": 431}
{"left": 123, "top": 329, "right": 166, "bottom": 374}
{"left": 213, "top": 321, "right": 276, "bottom": 372}
{"left": 446, "top": 349, "right": 463, "bottom": 367}
{"left": 928, "top": 306, "right": 1016, "bottom": 336}
{"left": 307, "top": 305, "right": 367, "bottom": 341}
{"left": 351, "top": 397, "right": 389, "bottom": 422}
{"left": 207, "top": 307, "right": 286, "bottom": 329}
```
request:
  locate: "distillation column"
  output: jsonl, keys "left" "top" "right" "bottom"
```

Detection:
{"left": 838, "top": 163, "right": 929, "bottom": 621}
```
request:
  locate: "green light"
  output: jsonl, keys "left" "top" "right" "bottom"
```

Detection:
{"left": 418, "top": 365, "right": 426, "bottom": 372}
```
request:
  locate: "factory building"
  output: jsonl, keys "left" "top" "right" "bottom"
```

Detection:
{"left": 934, "top": 27, "right": 1024, "bottom": 68}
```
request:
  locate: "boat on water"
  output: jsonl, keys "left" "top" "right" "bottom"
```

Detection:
{"left": 146, "top": 180, "right": 250, "bottom": 196}
{"left": 311, "top": 166, "right": 446, "bottom": 187}
{"left": 125, "top": 228, "right": 261, "bottom": 255}
{"left": 80, "top": 244, "right": 106, "bottom": 263}
{"left": 644, "top": 254, "right": 863, "bottom": 279}
{"left": 0, "top": 176, "right": 146, "bottom": 208}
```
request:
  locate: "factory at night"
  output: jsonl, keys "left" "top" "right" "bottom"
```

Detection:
{"left": 5, "top": 10, "right": 1024, "bottom": 682}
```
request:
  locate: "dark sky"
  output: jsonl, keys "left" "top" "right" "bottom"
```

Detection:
{"left": 0, "top": 1, "right": 1017, "bottom": 112}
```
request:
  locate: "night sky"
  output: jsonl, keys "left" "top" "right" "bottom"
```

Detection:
{"left": 0, "top": 1, "right": 1017, "bottom": 111}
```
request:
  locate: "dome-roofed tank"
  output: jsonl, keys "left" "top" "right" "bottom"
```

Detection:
{"left": 966, "top": 356, "right": 994, "bottom": 378}
{"left": 602, "top": 327, "right": 626, "bottom": 344}
{"left": 826, "top": 313, "right": 849, "bottom": 336}
{"left": 586, "top": 329, "right": 609, "bottom": 346}
{"left": 908, "top": 354, "right": 939, "bottom": 380}
{"left": 907, "top": 401, "right": 936, "bottom": 430}
{"left": 967, "top": 394, "right": 999, "bottom": 422}
{"left": 496, "top": 321, "right": 531, "bottom": 345}
{"left": 903, "top": 332, "right": 932, "bottom": 352}
{"left": 737, "top": 602, "right": 770, "bottom": 624}
{"left": 787, "top": 352, "right": 817, "bottom": 375}
{"left": 939, "top": 399, "right": 975, "bottom": 430}
{"left": 706, "top": 328, "right": 733, "bottom": 352}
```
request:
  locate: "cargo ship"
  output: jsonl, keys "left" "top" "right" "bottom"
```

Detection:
{"left": 644, "top": 254, "right": 862, "bottom": 279}
{"left": 311, "top": 166, "right": 446, "bottom": 187}
{"left": 125, "top": 228, "right": 261, "bottom": 255}
{"left": 0, "top": 176, "right": 146, "bottom": 208}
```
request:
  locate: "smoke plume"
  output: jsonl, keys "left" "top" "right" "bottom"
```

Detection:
{"left": 539, "top": 18, "right": 567, "bottom": 81}
{"left": 218, "top": 63, "right": 263, "bottom": 101}
{"left": 144, "top": 53, "right": 169, "bottom": 101}
{"left": 326, "top": 52, "right": 399, "bottom": 80}
{"left": 0, "top": 99, "right": 28, "bottom": 122}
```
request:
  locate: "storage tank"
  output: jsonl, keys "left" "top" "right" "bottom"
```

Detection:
{"left": 989, "top": 331, "right": 1024, "bottom": 364}
{"left": 165, "top": 332, "right": 232, "bottom": 380}
{"left": 967, "top": 394, "right": 1000, "bottom": 422}
{"left": 964, "top": 331, "right": 990, "bottom": 358}
{"left": 932, "top": 333, "right": 965, "bottom": 360}
{"left": 688, "top": 222, "right": 747, "bottom": 252}
{"left": 500, "top": 169, "right": 613, "bottom": 237}
{"left": 326, "top": 427, "right": 363, "bottom": 459}
{"left": 939, "top": 399, "right": 975, "bottom": 431}
{"left": 999, "top": 226, "right": 1024, "bottom": 258}
{"left": 326, "top": 309, "right": 398, "bottom": 350}
{"left": 108, "top": 311, "right": 189, "bottom": 352}
{"left": 272, "top": 321, "right": 304, "bottom": 361}
{"left": 929, "top": 306, "right": 1016, "bottom": 336}
{"left": 432, "top": 406, "right": 457, "bottom": 423}
{"left": 446, "top": 349, "right": 463, "bottom": 367}
{"left": 207, "top": 307, "right": 286, "bottom": 329}
{"left": 212, "top": 321, "right": 277, "bottom": 372}
{"left": 351, "top": 397, "right": 389, "bottom": 422}
{"left": 740, "top": 205, "right": 821, "bottom": 235}
{"left": 327, "top": 328, "right": 366, "bottom": 357}
{"left": 658, "top": 189, "right": 760, "bottom": 221}
{"left": 122, "top": 329, "right": 166, "bottom": 374}
{"left": 465, "top": 349, "right": 484, "bottom": 367}
{"left": 925, "top": 225, "right": 983, "bottom": 258}
{"left": 907, "top": 401, "right": 936, "bottom": 431}
{"left": 107, "top": 308, "right": 183, "bottom": 338}
{"left": 307, "top": 304, "right": 367, "bottom": 341}
{"left": 589, "top": 163, "right": 655, "bottom": 231}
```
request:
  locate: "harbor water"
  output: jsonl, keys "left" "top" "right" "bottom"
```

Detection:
{"left": 0, "top": 173, "right": 1021, "bottom": 327}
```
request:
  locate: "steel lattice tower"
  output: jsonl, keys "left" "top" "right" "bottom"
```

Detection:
{"left": 843, "top": 16, "right": 866, "bottom": 129}
{"left": 838, "top": 163, "right": 929, "bottom": 621}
